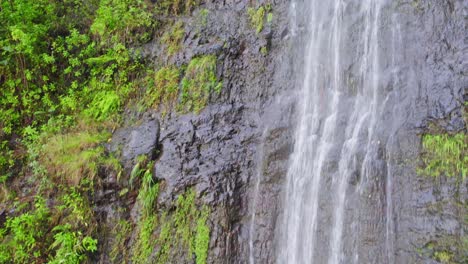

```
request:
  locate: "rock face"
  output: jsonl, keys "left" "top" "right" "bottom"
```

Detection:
{"left": 96, "top": 0, "right": 466, "bottom": 263}
{"left": 142, "top": 1, "right": 299, "bottom": 261}
{"left": 107, "top": 116, "right": 160, "bottom": 169}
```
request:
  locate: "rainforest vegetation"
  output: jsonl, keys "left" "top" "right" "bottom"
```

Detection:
{"left": 0, "top": 0, "right": 216, "bottom": 262}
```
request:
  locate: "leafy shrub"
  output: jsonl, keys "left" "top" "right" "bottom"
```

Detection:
{"left": 91, "top": 0, "right": 153, "bottom": 45}
{"left": 0, "top": 0, "right": 56, "bottom": 139}
{"left": 0, "top": 141, "right": 14, "bottom": 181}
{"left": 0, "top": 197, "right": 50, "bottom": 263}
{"left": 85, "top": 90, "right": 122, "bottom": 121}
{"left": 49, "top": 223, "right": 98, "bottom": 264}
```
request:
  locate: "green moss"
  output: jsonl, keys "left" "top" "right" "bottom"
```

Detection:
{"left": 195, "top": 206, "right": 210, "bottom": 264}
{"left": 418, "top": 133, "right": 467, "bottom": 179}
{"left": 145, "top": 55, "right": 223, "bottom": 115}
{"left": 248, "top": 6, "right": 266, "bottom": 34}
{"left": 132, "top": 215, "right": 157, "bottom": 264}
{"left": 434, "top": 250, "right": 453, "bottom": 264}
{"left": 161, "top": 21, "right": 185, "bottom": 56}
{"left": 110, "top": 220, "right": 132, "bottom": 263}
{"left": 153, "top": 189, "right": 211, "bottom": 264}
{"left": 144, "top": 66, "right": 181, "bottom": 113}
{"left": 155, "top": 212, "right": 172, "bottom": 264}
{"left": 131, "top": 159, "right": 160, "bottom": 264}
{"left": 420, "top": 235, "right": 468, "bottom": 264}
{"left": 247, "top": 4, "right": 273, "bottom": 34}
{"left": 173, "top": 189, "right": 198, "bottom": 255}
{"left": 179, "top": 55, "right": 222, "bottom": 113}
{"left": 198, "top": 9, "right": 210, "bottom": 28}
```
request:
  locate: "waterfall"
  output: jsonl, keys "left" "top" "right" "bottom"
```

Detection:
{"left": 277, "top": 0, "right": 402, "bottom": 263}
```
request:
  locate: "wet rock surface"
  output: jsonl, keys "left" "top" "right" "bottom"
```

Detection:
{"left": 107, "top": 116, "right": 160, "bottom": 169}
{"left": 96, "top": 0, "right": 297, "bottom": 263}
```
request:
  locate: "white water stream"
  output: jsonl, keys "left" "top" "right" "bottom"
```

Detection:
{"left": 276, "top": 1, "right": 398, "bottom": 263}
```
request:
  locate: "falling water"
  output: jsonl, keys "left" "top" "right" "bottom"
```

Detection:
{"left": 277, "top": 0, "right": 402, "bottom": 263}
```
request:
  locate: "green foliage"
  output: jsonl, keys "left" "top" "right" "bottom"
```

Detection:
{"left": 0, "top": 141, "right": 14, "bottom": 182}
{"left": 0, "top": 0, "right": 57, "bottom": 176}
{"left": 131, "top": 159, "right": 159, "bottom": 264}
{"left": 0, "top": 189, "right": 98, "bottom": 264}
{"left": 161, "top": 21, "right": 185, "bottom": 56}
{"left": 179, "top": 55, "right": 222, "bottom": 113}
{"left": 0, "top": 0, "right": 154, "bottom": 180}
{"left": 85, "top": 90, "right": 122, "bottom": 121}
{"left": 420, "top": 235, "right": 468, "bottom": 264}
{"left": 0, "top": 197, "right": 50, "bottom": 263}
{"left": 0, "top": 0, "right": 217, "bottom": 262}
{"left": 48, "top": 188, "right": 98, "bottom": 263}
{"left": 91, "top": 0, "right": 153, "bottom": 45}
{"left": 49, "top": 224, "right": 97, "bottom": 264}
{"left": 419, "top": 133, "right": 467, "bottom": 179}
{"left": 173, "top": 189, "right": 198, "bottom": 254}
{"left": 144, "top": 66, "right": 181, "bottom": 113}
{"left": 145, "top": 55, "right": 222, "bottom": 115}
{"left": 58, "top": 188, "right": 96, "bottom": 229}
{"left": 138, "top": 162, "right": 159, "bottom": 216}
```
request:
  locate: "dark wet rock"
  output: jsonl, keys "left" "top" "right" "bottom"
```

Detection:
{"left": 107, "top": 117, "right": 160, "bottom": 169}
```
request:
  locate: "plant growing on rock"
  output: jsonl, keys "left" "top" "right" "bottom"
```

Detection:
{"left": 248, "top": 4, "right": 272, "bottom": 34}
{"left": 144, "top": 66, "right": 181, "bottom": 113}
{"left": 179, "top": 55, "right": 222, "bottom": 113}
{"left": 419, "top": 133, "right": 467, "bottom": 179}
{"left": 161, "top": 21, "right": 185, "bottom": 56}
